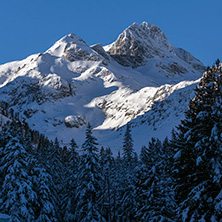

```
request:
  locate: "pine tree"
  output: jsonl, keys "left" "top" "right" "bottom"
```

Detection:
{"left": 63, "top": 138, "right": 79, "bottom": 221}
{"left": 32, "top": 167, "right": 57, "bottom": 222}
{"left": 100, "top": 146, "right": 105, "bottom": 165}
{"left": 140, "top": 145, "right": 149, "bottom": 165}
{"left": 133, "top": 138, "right": 161, "bottom": 221}
{"left": 117, "top": 123, "right": 137, "bottom": 221}
{"left": 133, "top": 162, "right": 150, "bottom": 221}
{"left": 34, "top": 137, "right": 63, "bottom": 220}
{"left": 75, "top": 123, "right": 105, "bottom": 221}
{"left": 67, "top": 138, "right": 79, "bottom": 172}
{"left": 100, "top": 147, "right": 115, "bottom": 221}
{"left": 122, "top": 123, "right": 135, "bottom": 166}
{"left": 133, "top": 138, "right": 176, "bottom": 221}
{"left": 173, "top": 63, "right": 222, "bottom": 221}
{"left": 0, "top": 136, "right": 37, "bottom": 221}
{"left": 0, "top": 120, "right": 60, "bottom": 221}
{"left": 111, "top": 151, "right": 124, "bottom": 221}
{"left": 159, "top": 137, "right": 177, "bottom": 220}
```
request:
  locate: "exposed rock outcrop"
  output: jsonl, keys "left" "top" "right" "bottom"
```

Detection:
{"left": 64, "top": 115, "right": 86, "bottom": 128}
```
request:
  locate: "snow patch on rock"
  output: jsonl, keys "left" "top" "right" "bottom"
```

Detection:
{"left": 64, "top": 115, "right": 86, "bottom": 128}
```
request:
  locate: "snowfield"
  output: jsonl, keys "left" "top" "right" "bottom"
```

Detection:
{"left": 0, "top": 22, "right": 205, "bottom": 154}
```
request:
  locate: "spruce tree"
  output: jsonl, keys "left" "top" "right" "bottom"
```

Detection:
{"left": 173, "top": 63, "right": 222, "bottom": 221}
{"left": 134, "top": 138, "right": 175, "bottom": 221}
{"left": 0, "top": 120, "right": 60, "bottom": 221}
{"left": 134, "top": 138, "right": 160, "bottom": 221}
{"left": 122, "top": 123, "right": 135, "bottom": 166}
{"left": 32, "top": 167, "right": 57, "bottom": 222}
{"left": 118, "top": 123, "right": 137, "bottom": 221}
{"left": 0, "top": 136, "right": 37, "bottom": 221}
{"left": 75, "top": 123, "right": 105, "bottom": 221}
{"left": 112, "top": 151, "right": 124, "bottom": 221}
{"left": 133, "top": 162, "right": 150, "bottom": 221}
{"left": 63, "top": 138, "right": 79, "bottom": 221}
{"left": 100, "top": 147, "right": 115, "bottom": 221}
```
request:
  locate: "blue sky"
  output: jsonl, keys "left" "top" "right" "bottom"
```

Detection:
{"left": 0, "top": 0, "right": 221, "bottom": 66}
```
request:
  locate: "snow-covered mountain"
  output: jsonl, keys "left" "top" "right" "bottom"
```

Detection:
{"left": 0, "top": 22, "right": 205, "bottom": 153}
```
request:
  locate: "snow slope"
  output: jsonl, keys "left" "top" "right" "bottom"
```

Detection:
{"left": 0, "top": 22, "right": 205, "bottom": 153}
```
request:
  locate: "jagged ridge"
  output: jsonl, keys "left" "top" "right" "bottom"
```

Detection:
{"left": 0, "top": 21, "right": 205, "bottom": 152}
{"left": 105, "top": 21, "right": 204, "bottom": 71}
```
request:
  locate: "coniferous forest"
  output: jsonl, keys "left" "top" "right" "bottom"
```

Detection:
{"left": 0, "top": 62, "right": 222, "bottom": 221}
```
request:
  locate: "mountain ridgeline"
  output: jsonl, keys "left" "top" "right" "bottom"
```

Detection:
{"left": 0, "top": 21, "right": 205, "bottom": 151}
{"left": 105, "top": 22, "right": 203, "bottom": 70}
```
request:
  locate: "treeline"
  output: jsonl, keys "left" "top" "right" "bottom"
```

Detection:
{"left": 0, "top": 60, "right": 222, "bottom": 221}
{"left": 0, "top": 118, "right": 175, "bottom": 221}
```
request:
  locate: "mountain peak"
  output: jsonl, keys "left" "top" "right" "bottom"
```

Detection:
{"left": 140, "top": 21, "right": 156, "bottom": 30}
{"left": 124, "top": 21, "right": 169, "bottom": 46}
{"left": 127, "top": 21, "right": 155, "bottom": 32}
{"left": 45, "top": 33, "right": 106, "bottom": 63}
{"left": 127, "top": 22, "right": 140, "bottom": 29}
{"left": 123, "top": 22, "right": 148, "bottom": 38}
{"left": 61, "top": 33, "right": 86, "bottom": 44}
{"left": 46, "top": 33, "right": 87, "bottom": 57}
{"left": 104, "top": 21, "right": 174, "bottom": 68}
{"left": 104, "top": 21, "right": 204, "bottom": 71}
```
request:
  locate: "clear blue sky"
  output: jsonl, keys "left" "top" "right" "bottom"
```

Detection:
{"left": 0, "top": 0, "right": 221, "bottom": 66}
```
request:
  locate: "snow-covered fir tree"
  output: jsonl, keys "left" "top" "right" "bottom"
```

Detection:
{"left": 133, "top": 138, "right": 175, "bottom": 221}
{"left": 172, "top": 62, "right": 222, "bottom": 221}
{"left": 0, "top": 120, "right": 59, "bottom": 221}
{"left": 111, "top": 151, "right": 124, "bottom": 221}
{"left": 116, "top": 123, "right": 138, "bottom": 221}
{"left": 0, "top": 128, "right": 37, "bottom": 221}
{"left": 100, "top": 147, "right": 115, "bottom": 221}
{"left": 75, "top": 123, "right": 105, "bottom": 221}
{"left": 122, "top": 123, "right": 135, "bottom": 166}
{"left": 63, "top": 138, "right": 79, "bottom": 221}
{"left": 31, "top": 166, "right": 57, "bottom": 222}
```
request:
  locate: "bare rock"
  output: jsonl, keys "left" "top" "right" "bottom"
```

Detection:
{"left": 64, "top": 115, "right": 86, "bottom": 128}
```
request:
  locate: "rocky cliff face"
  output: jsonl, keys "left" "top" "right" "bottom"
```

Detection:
{"left": 0, "top": 21, "right": 205, "bottom": 152}
{"left": 105, "top": 22, "right": 173, "bottom": 68}
{"left": 105, "top": 22, "right": 204, "bottom": 71}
